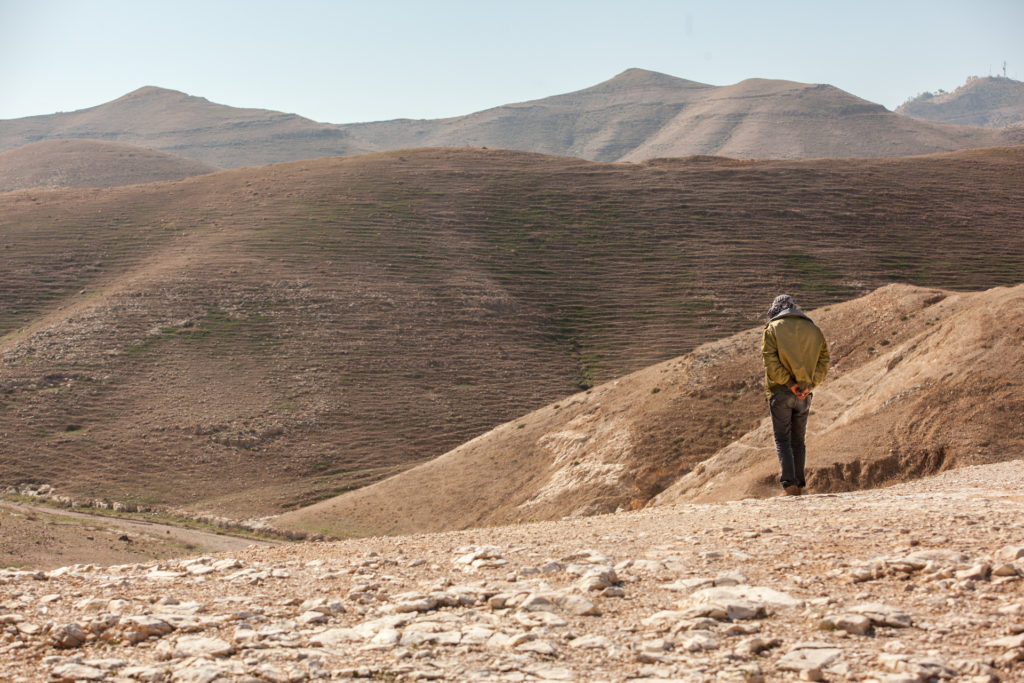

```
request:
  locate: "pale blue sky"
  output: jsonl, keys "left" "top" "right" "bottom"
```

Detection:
{"left": 1, "top": 0, "right": 1022, "bottom": 123}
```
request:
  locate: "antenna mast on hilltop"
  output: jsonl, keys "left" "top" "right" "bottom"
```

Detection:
{"left": 1003, "top": 61, "right": 1007, "bottom": 78}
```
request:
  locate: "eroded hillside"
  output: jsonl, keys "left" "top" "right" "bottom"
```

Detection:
{"left": 275, "top": 283, "right": 1024, "bottom": 539}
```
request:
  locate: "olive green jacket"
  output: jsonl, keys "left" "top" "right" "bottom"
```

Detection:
{"left": 761, "top": 306, "right": 830, "bottom": 400}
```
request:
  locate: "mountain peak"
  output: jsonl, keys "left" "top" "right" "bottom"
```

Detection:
{"left": 592, "top": 68, "right": 711, "bottom": 92}
{"left": 113, "top": 86, "right": 193, "bottom": 102}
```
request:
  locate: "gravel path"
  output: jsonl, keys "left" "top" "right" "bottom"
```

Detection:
{"left": 4, "top": 460, "right": 1023, "bottom": 682}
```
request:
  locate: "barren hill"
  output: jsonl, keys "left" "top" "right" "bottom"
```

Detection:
{"left": 0, "top": 139, "right": 219, "bottom": 192}
{"left": 1, "top": 147, "right": 1023, "bottom": 521}
{"left": 615, "top": 77, "right": 1022, "bottom": 160}
{"left": 898, "top": 76, "right": 1024, "bottom": 128}
{"left": 274, "top": 283, "right": 1024, "bottom": 539}
{"left": 0, "top": 86, "right": 372, "bottom": 168}
{"left": 4, "top": 71, "right": 1023, "bottom": 167}
{"left": 343, "top": 69, "right": 718, "bottom": 161}
{"left": 350, "top": 70, "right": 1021, "bottom": 161}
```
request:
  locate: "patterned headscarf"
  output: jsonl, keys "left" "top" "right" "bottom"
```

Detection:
{"left": 767, "top": 294, "right": 796, "bottom": 320}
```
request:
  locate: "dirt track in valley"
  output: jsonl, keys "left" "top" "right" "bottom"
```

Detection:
{"left": 0, "top": 502, "right": 282, "bottom": 570}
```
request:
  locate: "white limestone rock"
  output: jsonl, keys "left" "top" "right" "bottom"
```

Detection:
{"left": 640, "top": 610, "right": 690, "bottom": 631}
{"left": 850, "top": 602, "right": 914, "bottom": 628}
{"left": 661, "top": 577, "right": 715, "bottom": 593}
{"left": 819, "top": 613, "right": 873, "bottom": 635}
{"left": 518, "top": 593, "right": 557, "bottom": 612}
{"left": 570, "top": 634, "right": 613, "bottom": 649}
{"left": 685, "top": 585, "right": 803, "bottom": 610}
{"left": 169, "top": 635, "right": 235, "bottom": 658}
{"left": 309, "top": 627, "right": 362, "bottom": 646}
{"left": 680, "top": 630, "right": 718, "bottom": 652}
{"left": 49, "top": 622, "right": 87, "bottom": 649}
{"left": 735, "top": 636, "right": 781, "bottom": 657}
{"left": 777, "top": 643, "right": 842, "bottom": 673}
{"left": 554, "top": 593, "right": 600, "bottom": 616}
{"left": 987, "top": 633, "right": 1024, "bottom": 650}
{"left": 50, "top": 663, "right": 106, "bottom": 682}
{"left": 995, "top": 545, "right": 1024, "bottom": 563}
{"left": 905, "top": 549, "right": 969, "bottom": 565}
{"left": 297, "top": 609, "right": 329, "bottom": 625}
{"left": 517, "top": 638, "right": 557, "bottom": 655}
{"left": 122, "top": 615, "right": 175, "bottom": 643}
{"left": 955, "top": 563, "right": 990, "bottom": 581}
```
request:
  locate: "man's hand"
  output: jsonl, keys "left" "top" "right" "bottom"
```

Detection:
{"left": 790, "top": 384, "right": 811, "bottom": 400}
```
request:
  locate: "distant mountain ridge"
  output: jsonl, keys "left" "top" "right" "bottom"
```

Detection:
{"left": 0, "top": 86, "right": 373, "bottom": 168}
{"left": 898, "top": 76, "right": 1024, "bottom": 128}
{"left": 2, "top": 69, "right": 1022, "bottom": 168}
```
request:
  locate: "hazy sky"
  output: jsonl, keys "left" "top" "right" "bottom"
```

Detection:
{"left": 1, "top": 0, "right": 1022, "bottom": 123}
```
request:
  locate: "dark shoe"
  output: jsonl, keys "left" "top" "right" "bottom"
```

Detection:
{"left": 784, "top": 485, "right": 802, "bottom": 496}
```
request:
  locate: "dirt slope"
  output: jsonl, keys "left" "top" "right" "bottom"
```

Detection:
{"left": 275, "top": 283, "right": 1024, "bottom": 539}
{"left": 4, "top": 71, "right": 1023, "bottom": 167}
{"left": 1, "top": 148, "right": 1023, "bottom": 520}
{"left": 0, "top": 139, "right": 219, "bottom": 192}
{"left": 898, "top": 76, "right": 1024, "bottom": 128}
{"left": 654, "top": 283, "right": 1024, "bottom": 504}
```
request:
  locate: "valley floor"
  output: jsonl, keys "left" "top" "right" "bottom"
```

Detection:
{"left": 0, "top": 502, "right": 282, "bottom": 570}
{"left": 4, "top": 460, "right": 1023, "bottom": 682}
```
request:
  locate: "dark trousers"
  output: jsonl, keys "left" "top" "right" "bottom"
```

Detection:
{"left": 769, "top": 390, "right": 811, "bottom": 488}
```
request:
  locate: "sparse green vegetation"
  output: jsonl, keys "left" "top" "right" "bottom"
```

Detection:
{"left": 783, "top": 250, "right": 848, "bottom": 295}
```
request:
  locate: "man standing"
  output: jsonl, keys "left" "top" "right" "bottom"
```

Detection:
{"left": 761, "top": 294, "right": 830, "bottom": 496}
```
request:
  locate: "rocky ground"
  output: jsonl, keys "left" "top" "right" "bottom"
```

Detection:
{"left": 3, "top": 460, "right": 1023, "bottom": 682}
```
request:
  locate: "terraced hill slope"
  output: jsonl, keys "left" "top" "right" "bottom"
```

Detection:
{"left": 0, "top": 139, "right": 219, "bottom": 192}
{"left": 274, "top": 283, "right": 1024, "bottom": 539}
{"left": 1, "top": 147, "right": 1023, "bottom": 520}
{"left": 3, "top": 71, "right": 1023, "bottom": 166}
{"left": 898, "top": 76, "right": 1024, "bottom": 128}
